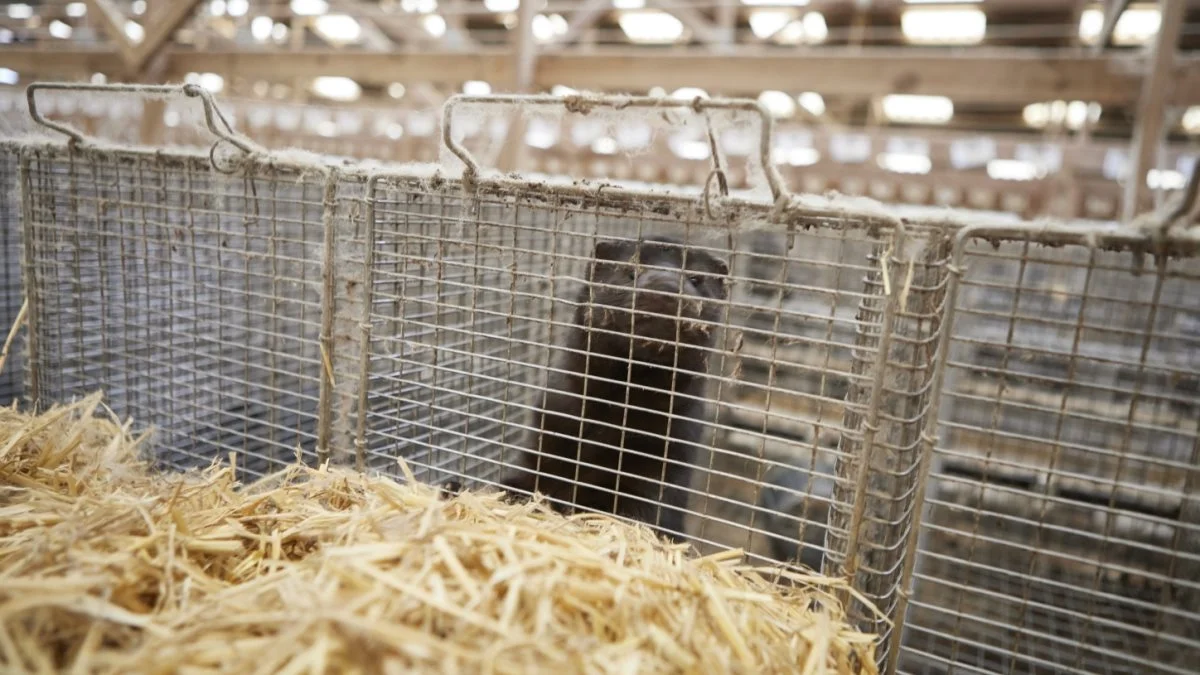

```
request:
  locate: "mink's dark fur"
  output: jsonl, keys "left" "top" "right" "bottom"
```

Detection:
{"left": 492, "top": 235, "right": 729, "bottom": 543}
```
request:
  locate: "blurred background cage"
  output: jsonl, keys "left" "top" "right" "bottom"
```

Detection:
{"left": 1, "top": 144, "right": 20, "bottom": 405}
{"left": 898, "top": 221, "right": 1200, "bottom": 674}
{"left": 4, "top": 84, "right": 1199, "bottom": 674}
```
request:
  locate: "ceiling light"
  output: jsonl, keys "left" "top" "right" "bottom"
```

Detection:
{"left": 463, "top": 80, "right": 492, "bottom": 95}
{"left": 314, "top": 15, "right": 362, "bottom": 44}
{"left": 131, "top": 0, "right": 146, "bottom": 15}
{"left": 290, "top": 0, "right": 329, "bottom": 16}
{"left": 251, "top": 16, "right": 274, "bottom": 41}
{"left": 312, "top": 76, "right": 362, "bottom": 102}
{"left": 774, "top": 147, "right": 820, "bottom": 167}
{"left": 777, "top": 11, "right": 827, "bottom": 44}
{"left": 1147, "top": 169, "right": 1185, "bottom": 190}
{"left": 987, "top": 159, "right": 1045, "bottom": 181}
{"left": 1183, "top": 106, "right": 1200, "bottom": 134}
{"left": 749, "top": 10, "right": 793, "bottom": 39}
{"left": 271, "top": 22, "right": 288, "bottom": 41}
{"left": 197, "top": 73, "right": 225, "bottom": 93}
{"left": 949, "top": 137, "right": 996, "bottom": 169}
{"left": 423, "top": 14, "right": 447, "bottom": 37}
{"left": 671, "top": 87, "right": 709, "bottom": 100}
{"left": 902, "top": 8, "right": 986, "bottom": 45}
{"left": 671, "top": 137, "right": 711, "bottom": 161}
{"left": 485, "top": 0, "right": 519, "bottom": 10}
{"left": 571, "top": 120, "right": 605, "bottom": 147}
{"left": 525, "top": 118, "right": 559, "bottom": 149}
{"left": 878, "top": 153, "right": 932, "bottom": 175}
{"left": 1079, "top": 6, "right": 1160, "bottom": 46}
{"left": 66, "top": 3, "right": 87, "bottom": 18}
{"left": 758, "top": 90, "right": 796, "bottom": 118}
{"left": 592, "top": 137, "right": 617, "bottom": 155}
{"left": 1023, "top": 100, "right": 1101, "bottom": 130}
{"left": 6, "top": 4, "right": 32, "bottom": 20}
{"left": 532, "top": 14, "right": 569, "bottom": 42}
{"left": 209, "top": 0, "right": 226, "bottom": 16}
{"left": 616, "top": 122, "right": 652, "bottom": 150}
{"left": 388, "top": 83, "right": 406, "bottom": 98}
{"left": 317, "top": 120, "right": 338, "bottom": 138}
{"left": 401, "top": 0, "right": 438, "bottom": 12}
{"left": 1065, "top": 100, "right": 1101, "bottom": 130}
{"left": 227, "top": 0, "right": 249, "bottom": 17}
{"left": 881, "top": 94, "right": 954, "bottom": 124}
{"left": 125, "top": 21, "right": 145, "bottom": 43}
{"left": 829, "top": 133, "right": 871, "bottom": 163}
{"left": 742, "top": 0, "right": 809, "bottom": 5}
{"left": 797, "top": 92, "right": 825, "bottom": 116}
{"left": 0, "top": 69, "right": 18, "bottom": 86}
{"left": 49, "top": 20, "right": 73, "bottom": 39}
{"left": 613, "top": 0, "right": 645, "bottom": 8}
{"left": 618, "top": 10, "right": 685, "bottom": 43}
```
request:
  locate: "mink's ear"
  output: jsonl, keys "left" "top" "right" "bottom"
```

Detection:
{"left": 593, "top": 239, "right": 631, "bottom": 261}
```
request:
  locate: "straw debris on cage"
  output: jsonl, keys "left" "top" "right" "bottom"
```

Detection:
{"left": 0, "top": 393, "right": 882, "bottom": 674}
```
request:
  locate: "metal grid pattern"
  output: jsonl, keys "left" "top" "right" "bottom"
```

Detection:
{"left": 18, "top": 144, "right": 330, "bottom": 478}
{"left": 1, "top": 149, "right": 21, "bottom": 404}
{"left": 899, "top": 237, "right": 1200, "bottom": 674}
{"left": 9, "top": 86, "right": 1200, "bottom": 675}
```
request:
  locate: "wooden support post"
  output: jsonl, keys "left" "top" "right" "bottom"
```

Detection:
{"left": 1122, "top": 0, "right": 1185, "bottom": 222}
{"left": 495, "top": 0, "right": 538, "bottom": 173}
{"left": 715, "top": 0, "right": 737, "bottom": 52}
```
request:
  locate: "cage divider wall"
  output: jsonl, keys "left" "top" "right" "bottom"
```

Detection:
{"left": 1, "top": 149, "right": 21, "bottom": 404}
{"left": 824, "top": 226, "right": 953, "bottom": 667}
{"left": 896, "top": 221, "right": 1200, "bottom": 675}
{"left": 5, "top": 83, "right": 1200, "bottom": 674}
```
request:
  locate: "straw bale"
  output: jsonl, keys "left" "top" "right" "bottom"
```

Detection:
{"left": 0, "top": 393, "right": 881, "bottom": 674}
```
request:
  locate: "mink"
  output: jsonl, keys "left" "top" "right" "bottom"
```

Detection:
{"left": 474, "top": 235, "right": 729, "bottom": 543}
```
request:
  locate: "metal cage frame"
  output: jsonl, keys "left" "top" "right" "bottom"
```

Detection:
{"left": 4, "top": 83, "right": 1198, "bottom": 674}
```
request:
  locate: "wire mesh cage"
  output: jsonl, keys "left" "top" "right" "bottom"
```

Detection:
{"left": 898, "top": 224, "right": 1200, "bottom": 674}
{"left": 4, "top": 83, "right": 1199, "bottom": 674}
{"left": 1, "top": 146, "right": 21, "bottom": 404}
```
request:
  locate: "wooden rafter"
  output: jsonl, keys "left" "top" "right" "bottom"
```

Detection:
{"left": 84, "top": 0, "right": 204, "bottom": 74}
{"left": 7, "top": 47, "right": 1200, "bottom": 107}
{"left": 1122, "top": 0, "right": 1186, "bottom": 221}
{"left": 1092, "top": 0, "right": 1134, "bottom": 52}
{"left": 555, "top": 0, "right": 612, "bottom": 46}
{"left": 645, "top": 0, "right": 724, "bottom": 45}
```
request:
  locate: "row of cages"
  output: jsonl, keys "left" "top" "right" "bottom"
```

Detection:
{"left": 1, "top": 87, "right": 1190, "bottom": 222}
{"left": 1, "top": 85, "right": 1199, "bottom": 673}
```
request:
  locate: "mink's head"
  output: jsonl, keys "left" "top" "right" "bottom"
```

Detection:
{"left": 576, "top": 235, "right": 729, "bottom": 362}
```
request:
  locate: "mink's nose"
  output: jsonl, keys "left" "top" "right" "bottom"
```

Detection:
{"left": 634, "top": 270, "right": 682, "bottom": 295}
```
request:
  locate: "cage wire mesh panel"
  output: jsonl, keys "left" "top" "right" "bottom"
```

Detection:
{"left": 19, "top": 143, "right": 332, "bottom": 479}
{"left": 899, "top": 234, "right": 1200, "bottom": 674}
{"left": 1, "top": 146, "right": 22, "bottom": 404}
{"left": 356, "top": 163, "right": 946, "bottom": 667}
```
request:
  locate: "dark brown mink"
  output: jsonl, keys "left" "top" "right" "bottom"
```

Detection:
{"left": 492, "top": 235, "right": 729, "bottom": 543}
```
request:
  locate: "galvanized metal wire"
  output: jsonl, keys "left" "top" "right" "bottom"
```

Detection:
{"left": 6, "top": 85, "right": 1200, "bottom": 674}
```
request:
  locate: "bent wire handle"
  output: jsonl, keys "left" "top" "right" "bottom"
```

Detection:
{"left": 440, "top": 93, "right": 790, "bottom": 203}
{"left": 26, "top": 82, "right": 258, "bottom": 154}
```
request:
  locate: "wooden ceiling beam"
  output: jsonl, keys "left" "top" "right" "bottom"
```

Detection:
{"left": 5, "top": 47, "right": 1200, "bottom": 106}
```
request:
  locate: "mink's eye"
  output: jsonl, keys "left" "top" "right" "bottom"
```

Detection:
{"left": 688, "top": 274, "right": 705, "bottom": 288}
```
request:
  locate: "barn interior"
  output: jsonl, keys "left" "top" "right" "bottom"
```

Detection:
{"left": 1, "top": 2, "right": 1198, "bottom": 674}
